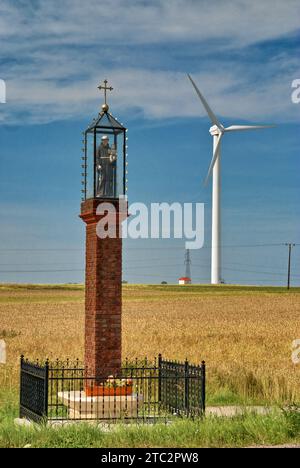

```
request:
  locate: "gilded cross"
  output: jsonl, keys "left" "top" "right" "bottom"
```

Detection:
{"left": 98, "top": 79, "right": 113, "bottom": 105}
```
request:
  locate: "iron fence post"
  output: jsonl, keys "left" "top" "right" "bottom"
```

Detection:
{"left": 44, "top": 359, "right": 49, "bottom": 419}
{"left": 158, "top": 353, "right": 162, "bottom": 404}
{"left": 201, "top": 360, "right": 206, "bottom": 414}
{"left": 184, "top": 359, "right": 189, "bottom": 415}
{"left": 19, "top": 355, "right": 24, "bottom": 418}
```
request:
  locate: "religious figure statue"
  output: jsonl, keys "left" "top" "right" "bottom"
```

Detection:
{"left": 96, "top": 135, "right": 117, "bottom": 197}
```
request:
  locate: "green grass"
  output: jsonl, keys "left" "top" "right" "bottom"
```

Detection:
{"left": 0, "top": 283, "right": 84, "bottom": 303}
{"left": 0, "top": 295, "right": 84, "bottom": 304}
{"left": 1, "top": 409, "right": 300, "bottom": 448}
{"left": 0, "top": 283, "right": 84, "bottom": 292}
{"left": 0, "top": 283, "right": 299, "bottom": 305}
{"left": 125, "top": 284, "right": 300, "bottom": 295}
{"left": 2, "top": 283, "right": 299, "bottom": 304}
{"left": 1, "top": 283, "right": 299, "bottom": 295}
{"left": 206, "top": 388, "right": 263, "bottom": 406}
{"left": 0, "top": 392, "right": 299, "bottom": 448}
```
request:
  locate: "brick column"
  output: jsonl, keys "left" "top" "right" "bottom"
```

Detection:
{"left": 80, "top": 198, "right": 127, "bottom": 380}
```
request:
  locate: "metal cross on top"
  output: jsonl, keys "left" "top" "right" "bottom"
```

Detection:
{"left": 98, "top": 79, "right": 113, "bottom": 105}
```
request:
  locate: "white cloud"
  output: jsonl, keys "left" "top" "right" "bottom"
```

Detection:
{"left": 0, "top": 0, "right": 299, "bottom": 124}
{"left": 4, "top": 62, "right": 299, "bottom": 124}
{"left": 1, "top": 0, "right": 299, "bottom": 49}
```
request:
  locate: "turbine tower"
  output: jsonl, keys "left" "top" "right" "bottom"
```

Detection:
{"left": 187, "top": 74, "right": 274, "bottom": 285}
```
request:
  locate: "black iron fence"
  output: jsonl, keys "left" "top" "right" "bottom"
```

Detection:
{"left": 20, "top": 355, "right": 205, "bottom": 424}
{"left": 20, "top": 357, "right": 49, "bottom": 423}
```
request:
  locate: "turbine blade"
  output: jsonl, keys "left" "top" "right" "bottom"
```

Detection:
{"left": 204, "top": 133, "right": 223, "bottom": 186}
{"left": 187, "top": 74, "right": 222, "bottom": 130}
{"left": 225, "top": 124, "right": 275, "bottom": 132}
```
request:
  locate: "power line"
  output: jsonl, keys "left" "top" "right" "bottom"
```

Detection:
{"left": 0, "top": 259, "right": 297, "bottom": 275}
{"left": 0, "top": 264, "right": 299, "bottom": 278}
{"left": 0, "top": 269, "right": 85, "bottom": 273}
{"left": 0, "top": 243, "right": 299, "bottom": 252}
{"left": 193, "top": 264, "right": 300, "bottom": 279}
{"left": 124, "top": 263, "right": 300, "bottom": 278}
{"left": 0, "top": 249, "right": 83, "bottom": 252}
{"left": 0, "top": 263, "right": 84, "bottom": 267}
{"left": 0, "top": 244, "right": 298, "bottom": 284}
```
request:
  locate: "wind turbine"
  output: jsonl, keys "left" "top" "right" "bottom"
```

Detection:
{"left": 187, "top": 74, "right": 274, "bottom": 285}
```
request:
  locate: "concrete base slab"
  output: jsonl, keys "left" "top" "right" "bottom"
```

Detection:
{"left": 58, "top": 391, "right": 143, "bottom": 420}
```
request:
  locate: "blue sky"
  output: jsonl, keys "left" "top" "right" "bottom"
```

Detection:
{"left": 0, "top": 0, "right": 299, "bottom": 285}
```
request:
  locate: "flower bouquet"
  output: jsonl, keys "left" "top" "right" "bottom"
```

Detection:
{"left": 85, "top": 376, "right": 133, "bottom": 397}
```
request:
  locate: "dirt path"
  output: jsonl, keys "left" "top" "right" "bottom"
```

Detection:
{"left": 206, "top": 406, "right": 271, "bottom": 417}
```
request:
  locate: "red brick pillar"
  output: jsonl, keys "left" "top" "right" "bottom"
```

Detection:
{"left": 80, "top": 198, "right": 127, "bottom": 380}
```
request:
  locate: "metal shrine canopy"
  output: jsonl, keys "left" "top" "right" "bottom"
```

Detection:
{"left": 86, "top": 110, "right": 125, "bottom": 135}
{"left": 81, "top": 79, "right": 127, "bottom": 200}
{"left": 85, "top": 79, "right": 126, "bottom": 136}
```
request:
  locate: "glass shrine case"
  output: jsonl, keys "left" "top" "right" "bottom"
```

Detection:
{"left": 81, "top": 103, "right": 127, "bottom": 200}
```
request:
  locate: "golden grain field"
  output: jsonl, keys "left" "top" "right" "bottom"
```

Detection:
{"left": 0, "top": 284, "right": 299, "bottom": 404}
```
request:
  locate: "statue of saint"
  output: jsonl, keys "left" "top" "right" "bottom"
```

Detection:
{"left": 96, "top": 135, "right": 117, "bottom": 197}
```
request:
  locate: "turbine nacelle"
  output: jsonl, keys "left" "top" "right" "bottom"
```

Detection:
{"left": 187, "top": 73, "right": 275, "bottom": 184}
{"left": 209, "top": 124, "right": 224, "bottom": 136}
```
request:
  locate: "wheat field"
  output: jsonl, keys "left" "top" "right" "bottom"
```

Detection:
{"left": 0, "top": 284, "right": 300, "bottom": 404}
